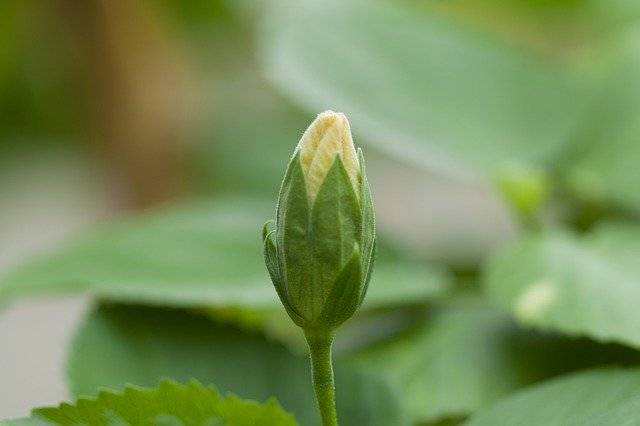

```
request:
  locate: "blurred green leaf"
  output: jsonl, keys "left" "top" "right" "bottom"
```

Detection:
{"left": 0, "top": 198, "right": 274, "bottom": 307}
{"left": 68, "top": 304, "right": 409, "bottom": 426}
{"left": 0, "top": 198, "right": 450, "bottom": 310}
{"left": 485, "top": 222, "right": 640, "bottom": 348}
{"left": 347, "top": 297, "right": 640, "bottom": 424}
{"left": 3, "top": 380, "right": 296, "bottom": 426}
{"left": 566, "top": 28, "right": 640, "bottom": 215}
{"left": 466, "top": 368, "right": 640, "bottom": 426}
{"left": 417, "top": 0, "right": 640, "bottom": 55}
{"left": 260, "top": 0, "right": 592, "bottom": 178}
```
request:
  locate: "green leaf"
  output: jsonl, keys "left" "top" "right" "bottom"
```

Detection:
{"left": 466, "top": 368, "right": 640, "bottom": 426}
{"left": 0, "top": 419, "right": 44, "bottom": 426}
{"left": 67, "top": 304, "right": 409, "bottom": 426}
{"left": 485, "top": 222, "right": 640, "bottom": 348}
{"left": 347, "top": 297, "right": 640, "bottom": 424}
{"left": 413, "top": 0, "right": 640, "bottom": 54}
{"left": 565, "top": 28, "right": 640, "bottom": 214}
{"left": 0, "top": 197, "right": 450, "bottom": 311}
{"left": 3, "top": 380, "right": 296, "bottom": 426}
{"left": 260, "top": 0, "right": 592, "bottom": 178}
{"left": 0, "top": 198, "right": 275, "bottom": 307}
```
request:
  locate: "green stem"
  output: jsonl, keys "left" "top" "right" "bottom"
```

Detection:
{"left": 304, "top": 330, "right": 338, "bottom": 426}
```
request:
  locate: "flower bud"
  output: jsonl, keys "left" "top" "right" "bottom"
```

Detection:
{"left": 263, "top": 111, "right": 376, "bottom": 332}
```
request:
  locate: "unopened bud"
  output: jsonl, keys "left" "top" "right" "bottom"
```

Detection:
{"left": 263, "top": 111, "right": 376, "bottom": 332}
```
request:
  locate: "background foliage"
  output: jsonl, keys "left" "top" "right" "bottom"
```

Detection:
{"left": 2, "top": 0, "right": 640, "bottom": 425}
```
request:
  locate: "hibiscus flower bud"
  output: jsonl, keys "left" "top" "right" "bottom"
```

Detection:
{"left": 263, "top": 110, "right": 376, "bottom": 332}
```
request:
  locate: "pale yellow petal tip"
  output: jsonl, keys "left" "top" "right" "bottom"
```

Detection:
{"left": 297, "top": 111, "right": 360, "bottom": 202}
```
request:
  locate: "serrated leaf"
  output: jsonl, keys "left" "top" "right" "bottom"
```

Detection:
{"left": 485, "top": 222, "right": 640, "bottom": 348}
{"left": 67, "top": 304, "right": 409, "bottom": 426}
{"left": 466, "top": 368, "right": 640, "bottom": 426}
{"left": 260, "top": 0, "right": 592, "bottom": 178}
{"left": 3, "top": 380, "right": 296, "bottom": 426}
{"left": 0, "top": 198, "right": 450, "bottom": 311}
{"left": 347, "top": 297, "right": 640, "bottom": 424}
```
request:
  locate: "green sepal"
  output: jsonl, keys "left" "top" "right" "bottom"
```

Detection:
{"left": 263, "top": 223, "right": 306, "bottom": 327}
{"left": 262, "top": 227, "right": 283, "bottom": 298}
{"left": 358, "top": 148, "right": 376, "bottom": 307}
{"left": 309, "top": 156, "right": 361, "bottom": 312}
{"left": 316, "top": 245, "right": 363, "bottom": 330}
{"left": 275, "top": 152, "right": 315, "bottom": 322}
{"left": 359, "top": 239, "right": 376, "bottom": 309}
{"left": 262, "top": 219, "right": 281, "bottom": 299}
{"left": 262, "top": 220, "right": 275, "bottom": 242}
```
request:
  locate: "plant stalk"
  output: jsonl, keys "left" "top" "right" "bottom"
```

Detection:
{"left": 304, "top": 330, "right": 338, "bottom": 426}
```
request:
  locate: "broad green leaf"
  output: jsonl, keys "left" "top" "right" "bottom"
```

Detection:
{"left": 485, "top": 222, "right": 640, "bottom": 348}
{"left": 347, "top": 297, "right": 640, "bottom": 424}
{"left": 417, "top": 0, "right": 640, "bottom": 56}
{"left": 466, "top": 368, "right": 640, "bottom": 426}
{"left": 67, "top": 303, "right": 409, "bottom": 426}
{"left": 2, "top": 380, "right": 296, "bottom": 426}
{"left": 566, "top": 27, "right": 640, "bottom": 214}
{"left": 0, "top": 198, "right": 450, "bottom": 310}
{"left": 260, "top": 0, "right": 592, "bottom": 178}
{"left": 0, "top": 199, "right": 274, "bottom": 307}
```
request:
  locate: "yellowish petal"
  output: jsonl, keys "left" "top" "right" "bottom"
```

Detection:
{"left": 296, "top": 111, "right": 360, "bottom": 202}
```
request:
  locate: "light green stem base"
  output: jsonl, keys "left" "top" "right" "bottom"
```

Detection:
{"left": 304, "top": 330, "right": 338, "bottom": 426}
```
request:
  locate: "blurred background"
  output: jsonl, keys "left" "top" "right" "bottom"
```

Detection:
{"left": 2, "top": 0, "right": 640, "bottom": 421}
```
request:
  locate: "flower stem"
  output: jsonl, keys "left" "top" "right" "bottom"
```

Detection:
{"left": 304, "top": 330, "right": 338, "bottom": 426}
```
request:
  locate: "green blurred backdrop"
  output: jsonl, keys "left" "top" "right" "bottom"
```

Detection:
{"left": 3, "top": 0, "right": 640, "bottom": 425}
